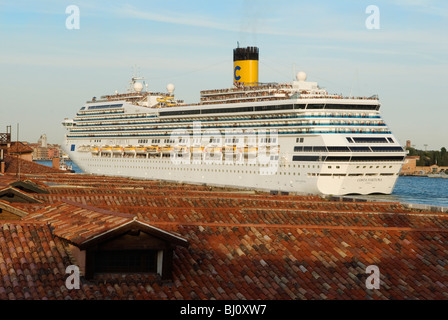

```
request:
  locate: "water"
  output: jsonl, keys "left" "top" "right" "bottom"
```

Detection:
{"left": 34, "top": 160, "right": 83, "bottom": 174}
{"left": 385, "top": 176, "right": 448, "bottom": 208}
{"left": 34, "top": 160, "right": 448, "bottom": 208}
{"left": 340, "top": 176, "right": 448, "bottom": 208}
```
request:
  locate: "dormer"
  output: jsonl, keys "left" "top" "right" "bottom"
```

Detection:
{"left": 0, "top": 187, "right": 42, "bottom": 203}
{"left": 77, "top": 219, "right": 188, "bottom": 280}
{"left": 23, "top": 200, "right": 188, "bottom": 281}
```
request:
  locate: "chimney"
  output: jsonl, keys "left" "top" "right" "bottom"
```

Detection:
{"left": 52, "top": 157, "right": 60, "bottom": 169}
{"left": 233, "top": 46, "right": 259, "bottom": 86}
{"left": 0, "top": 149, "right": 3, "bottom": 173}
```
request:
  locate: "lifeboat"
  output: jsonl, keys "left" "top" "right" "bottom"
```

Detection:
{"left": 174, "top": 146, "right": 188, "bottom": 153}
{"left": 79, "top": 145, "right": 90, "bottom": 152}
{"left": 235, "top": 147, "right": 243, "bottom": 154}
{"left": 135, "top": 146, "right": 147, "bottom": 153}
{"left": 90, "top": 146, "right": 99, "bottom": 154}
{"left": 157, "top": 96, "right": 174, "bottom": 102}
{"left": 206, "top": 147, "right": 222, "bottom": 153}
{"left": 147, "top": 145, "right": 160, "bottom": 153}
{"left": 258, "top": 145, "right": 279, "bottom": 155}
{"left": 222, "top": 146, "right": 235, "bottom": 153}
{"left": 112, "top": 146, "right": 123, "bottom": 153}
{"left": 161, "top": 146, "right": 174, "bottom": 153}
{"left": 101, "top": 146, "right": 112, "bottom": 153}
{"left": 123, "top": 146, "right": 136, "bottom": 153}
{"left": 243, "top": 146, "right": 258, "bottom": 153}
{"left": 191, "top": 146, "right": 204, "bottom": 153}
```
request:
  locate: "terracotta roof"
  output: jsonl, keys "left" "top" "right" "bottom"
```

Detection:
{"left": 0, "top": 186, "right": 42, "bottom": 203}
{"left": 2, "top": 202, "right": 46, "bottom": 213}
{"left": 2, "top": 156, "right": 68, "bottom": 175}
{"left": 0, "top": 221, "right": 186, "bottom": 300}
{"left": 23, "top": 200, "right": 187, "bottom": 247}
{"left": 10, "top": 180, "right": 49, "bottom": 194}
{"left": 0, "top": 172, "right": 448, "bottom": 300}
{"left": 3, "top": 141, "right": 33, "bottom": 154}
{"left": 22, "top": 200, "right": 134, "bottom": 245}
{"left": 0, "top": 222, "right": 73, "bottom": 300}
{"left": 0, "top": 200, "right": 30, "bottom": 218}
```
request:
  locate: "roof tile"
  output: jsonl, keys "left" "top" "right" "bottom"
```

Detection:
{"left": 2, "top": 173, "right": 448, "bottom": 299}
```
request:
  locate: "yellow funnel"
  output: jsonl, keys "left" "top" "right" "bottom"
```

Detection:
{"left": 233, "top": 46, "right": 259, "bottom": 86}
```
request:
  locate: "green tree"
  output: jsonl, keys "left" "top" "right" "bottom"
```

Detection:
{"left": 441, "top": 147, "right": 448, "bottom": 166}
{"left": 406, "top": 147, "right": 417, "bottom": 156}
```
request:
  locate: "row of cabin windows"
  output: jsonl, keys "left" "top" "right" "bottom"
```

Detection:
{"left": 297, "top": 137, "right": 395, "bottom": 145}
{"left": 147, "top": 137, "right": 278, "bottom": 144}
{"left": 310, "top": 172, "right": 397, "bottom": 177}
{"left": 347, "top": 137, "right": 394, "bottom": 143}
{"left": 292, "top": 155, "right": 404, "bottom": 162}
{"left": 158, "top": 103, "right": 379, "bottom": 117}
{"left": 87, "top": 164, "right": 305, "bottom": 175}
{"left": 138, "top": 137, "right": 396, "bottom": 147}
{"left": 294, "top": 146, "right": 404, "bottom": 152}
{"left": 86, "top": 157, "right": 399, "bottom": 171}
{"left": 91, "top": 137, "right": 277, "bottom": 146}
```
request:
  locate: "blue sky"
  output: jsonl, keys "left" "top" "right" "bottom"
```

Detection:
{"left": 0, "top": 0, "right": 447, "bottom": 149}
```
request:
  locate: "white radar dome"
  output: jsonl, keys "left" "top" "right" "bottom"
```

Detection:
{"left": 296, "top": 71, "right": 307, "bottom": 82}
{"left": 167, "top": 83, "right": 175, "bottom": 94}
{"left": 134, "top": 82, "right": 143, "bottom": 92}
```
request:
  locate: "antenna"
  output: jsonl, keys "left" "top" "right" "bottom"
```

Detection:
{"left": 16, "top": 123, "right": 20, "bottom": 181}
{"left": 132, "top": 64, "right": 141, "bottom": 79}
{"left": 349, "top": 68, "right": 359, "bottom": 98}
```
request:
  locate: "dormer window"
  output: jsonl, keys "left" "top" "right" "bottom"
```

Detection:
{"left": 94, "top": 250, "right": 158, "bottom": 274}
{"left": 81, "top": 220, "right": 188, "bottom": 280}
{"left": 22, "top": 200, "right": 188, "bottom": 281}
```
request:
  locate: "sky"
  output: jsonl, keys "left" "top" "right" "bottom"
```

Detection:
{"left": 0, "top": 0, "right": 447, "bottom": 150}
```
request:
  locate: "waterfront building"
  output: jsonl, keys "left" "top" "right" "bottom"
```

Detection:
{"left": 401, "top": 155, "right": 448, "bottom": 175}
{"left": 30, "top": 134, "right": 62, "bottom": 160}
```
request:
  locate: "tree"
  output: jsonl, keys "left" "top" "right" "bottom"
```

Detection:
{"left": 406, "top": 147, "right": 417, "bottom": 156}
{"left": 441, "top": 147, "right": 448, "bottom": 166}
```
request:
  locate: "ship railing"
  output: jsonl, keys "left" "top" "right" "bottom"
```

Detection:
{"left": 200, "top": 83, "right": 292, "bottom": 96}
{"left": 200, "top": 92, "right": 289, "bottom": 103}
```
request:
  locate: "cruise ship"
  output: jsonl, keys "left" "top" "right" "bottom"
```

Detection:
{"left": 62, "top": 46, "right": 406, "bottom": 195}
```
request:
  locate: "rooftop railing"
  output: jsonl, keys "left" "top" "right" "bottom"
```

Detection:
{"left": 0, "top": 133, "right": 11, "bottom": 144}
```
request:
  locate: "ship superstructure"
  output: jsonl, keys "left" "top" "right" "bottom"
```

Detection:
{"left": 62, "top": 47, "right": 406, "bottom": 195}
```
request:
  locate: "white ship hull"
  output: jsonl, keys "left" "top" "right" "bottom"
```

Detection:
{"left": 64, "top": 136, "right": 402, "bottom": 196}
